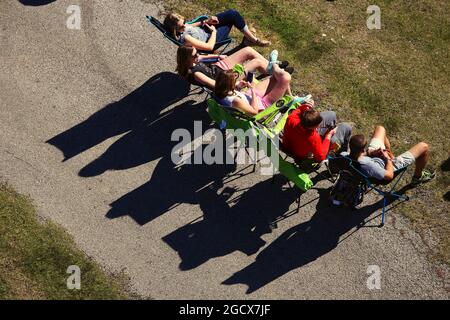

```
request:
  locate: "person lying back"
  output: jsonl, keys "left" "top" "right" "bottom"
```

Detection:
{"left": 176, "top": 45, "right": 292, "bottom": 89}
{"left": 163, "top": 9, "right": 270, "bottom": 52}
{"left": 214, "top": 50, "right": 292, "bottom": 115}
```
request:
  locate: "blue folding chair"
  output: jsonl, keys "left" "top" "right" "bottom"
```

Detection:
{"left": 146, "top": 15, "right": 232, "bottom": 54}
{"left": 329, "top": 155, "right": 410, "bottom": 227}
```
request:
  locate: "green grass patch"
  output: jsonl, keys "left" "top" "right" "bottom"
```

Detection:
{"left": 0, "top": 183, "right": 130, "bottom": 299}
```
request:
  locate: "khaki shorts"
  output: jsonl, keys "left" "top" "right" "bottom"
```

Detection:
{"left": 367, "top": 138, "right": 385, "bottom": 152}
{"left": 392, "top": 151, "right": 415, "bottom": 171}
{"left": 368, "top": 138, "right": 415, "bottom": 171}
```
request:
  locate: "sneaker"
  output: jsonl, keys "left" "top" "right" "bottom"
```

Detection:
{"left": 284, "top": 66, "right": 295, "bottom": 74}
{"left": 411, "top": 169, "right": 436, "bottom": 186}
{"left": 279, "top": 60, "right": 289, "bottom": 69}
{"left": 267, "top": 50, "right": 279, "bottom": 74}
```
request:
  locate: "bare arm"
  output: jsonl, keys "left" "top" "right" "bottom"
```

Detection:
{"left": 232, "top": 91, "right": 259, "bottom": 116}
{"left": 183, "top": 25, "right": 217, "bottom": 51}
{"left": 198, "top": 54, "right": 221, "bottom": 60}
{"left": 193, "top": 72, "right": 216, "bottom": 89}
{"left": 189, "top": 21, "right": 203, "bottom": 27}
{"left": 383, "top": 158, "right": 394, "bottom": 181}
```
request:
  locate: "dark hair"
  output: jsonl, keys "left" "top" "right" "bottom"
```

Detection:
{"left": 176, "top": 45, "right": 195, "bottom": 78}
{"left": 349, "top": 134, "right": 367, "bottom": 159}
{"left": 300, "top": 109, "right": 323, "bottom": 129}
{"left": 214, "top": 70, "right": 237, "bottom": 99}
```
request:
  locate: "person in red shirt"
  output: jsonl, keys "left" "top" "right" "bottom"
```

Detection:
{"left": 282, "top": 99, "right": 352, "bottom": 162}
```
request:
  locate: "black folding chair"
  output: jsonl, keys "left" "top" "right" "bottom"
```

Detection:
{"left": 329, "top": 155, "right": 410, "bottom": 227}
{"left": 146, "top": 15, "right": 233, "bottom": 54}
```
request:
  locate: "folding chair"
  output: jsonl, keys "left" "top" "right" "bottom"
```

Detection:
{"left": 329, "top": 155, "right": 410, "bottom": 227}
{"left": 146, "top": 15, "right": 233, "bottom": 54}
{"left": 278, "top": 145, "right": 335, "bottom": 184}
{"left": 269, "top": 141, "right": 335, "bottom": 213}
{"left": 207, "top": 96, "right": 316, "bottom": 212}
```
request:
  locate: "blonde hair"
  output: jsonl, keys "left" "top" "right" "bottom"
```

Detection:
{"left": 176, "top": 45, "right": 195, "bottom": 79}
{"left": 163, "top": 12, "right": 184, "bottom": 39}
{"left": 214, "top": 70, "right": 237, "bottom": 99}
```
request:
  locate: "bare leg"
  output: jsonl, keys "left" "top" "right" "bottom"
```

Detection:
{"left": 285, "top": 84, "right": 292, "bottom": 96}
{"left": 243, "top": 58, "right": 268, "bottom": 74}
{"left": 253, "top": 64, "right": 291, "bottom": 104}
{"left": 371, "top": 125, "right": 387, "bottom": 143}
{"left": 368, "top": 125, "right": 388, "bottom": 156}
{"left": 222, "top": 47, "right": 267, "bottom": 69}
{"left": 384, "top": 134, "right": 392, "bottom": 153}
{"left": 242, "top": 29, "right": 258, "bottom": 42}
{"left": 407, "top": 142, "right": 429, "bottom": 177}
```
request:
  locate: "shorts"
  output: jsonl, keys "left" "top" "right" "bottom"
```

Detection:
{"left": 368, "top": 138, "right": 415, "bottom": 171}
{"left": 367, "top": 137, "right": 385, "bottom": 153}
{"left": 392, "top": 151, "right": 415, "bottom": 171}
{"left": 246, "top": 89, "right": 272, "bottom": 111}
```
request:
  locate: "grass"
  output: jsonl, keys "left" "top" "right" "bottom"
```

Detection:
{"left": 157, "top": 0, "right": 450, "bottom": 265}
{"left": 0, "top": 183, "right": 130, "bottom": 299}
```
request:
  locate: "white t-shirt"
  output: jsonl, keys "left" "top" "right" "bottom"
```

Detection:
{"left": 218, "top": 90, "right": 264, "bottom": 111}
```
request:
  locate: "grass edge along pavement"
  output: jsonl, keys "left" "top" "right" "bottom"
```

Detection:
{"left": 157, "top": 0, "right": 450, "bottom": 267}
{"left": 0, "top": 182, "right": 132, "bottom": 299}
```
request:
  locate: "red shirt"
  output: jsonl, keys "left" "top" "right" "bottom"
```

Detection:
{"left": 282, "top": 105, "right": 330, "bottom": 162}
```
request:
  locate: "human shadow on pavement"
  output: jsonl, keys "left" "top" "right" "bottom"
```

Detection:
{"left": 18, "top": 0, "right": 56, "bottom": 6}
{"left": 47, "top": 72, "right": 190, "bottom": 162}
{"left": 221, "top": 188, "right": 384, "bottom": 294}
{"left": 162, "top": 177, "right": 300, "bottom": 271}
{"left": 77, "top": 96, "right": 208, "bottom": 177}
{"left": 104, "top": 103, "right": 244, "bottom": 225}
{"left": 105, "top": 145, "right": 238, "bottom": 225}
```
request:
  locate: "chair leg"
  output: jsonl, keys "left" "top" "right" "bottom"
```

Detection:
{"left": 218, "top": 41, "right": 231, "bottom": 55}
{"left": 379, "top": 197, "right": 387, "bottom": 227}
{"left": 296, "top": 191, "right": 301, "bottom": 213}
{"left": 325, "top": 161, "right": 336, "bottom": 183}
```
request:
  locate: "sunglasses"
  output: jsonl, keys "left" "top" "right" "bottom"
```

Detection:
{"left": 176, "top": 19, "right": 185, "bottom": 31}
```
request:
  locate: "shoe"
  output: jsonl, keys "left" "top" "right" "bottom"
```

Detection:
{"left": 267, "top": 50, "right": 279, "bottom": 74}
{"left": 241, "top": 37, "right": 271, "bottom": 47}
{"left": 284, "top": 66, "right": 295, "bottom": 74}
{"left": 253, "top": 38, "right": 271, "bottom": 47}
{"left": 279, "top": 60, "right": 289, "bottom": 69}
{"left": 411, "top": 169, "right": 436, "bottom": 186}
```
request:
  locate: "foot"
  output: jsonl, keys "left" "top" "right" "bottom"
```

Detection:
{"left": 241, "top": 37, "right": 271, "bottom": 47}
{"left": 284, "top": 66, "right": 295, "bottom": 74}
{"left": 267, "top": 50, "right": 279, "bottom": 74}
{"left": 411, "top": 169, "right": 436, "bottom": 186}
{"left": 279, "top": 60, "right": 289, "bottom": 69}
